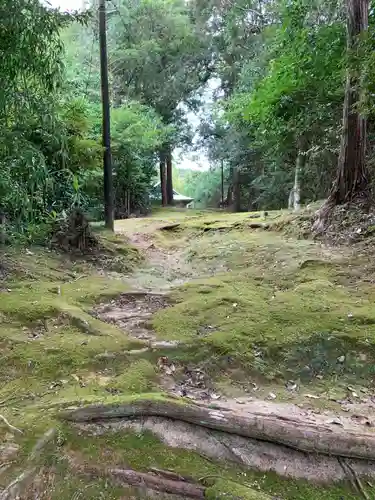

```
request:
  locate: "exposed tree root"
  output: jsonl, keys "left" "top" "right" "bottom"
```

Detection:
{"left": 338, "top": 458, "right": 370, "bottom": 500}
{"left": 0, "top": 415, "right": 22, "bottom": 435}
{"left": 0, "top": 428, "right": 56, "bottom": 500}
{"left": 68, "top": 459, "right": 205, "bottom": 498}
{"left": 159, "top": 223, "right": 181, "bottom": 231}
{"left": 61, "top": 396, "right": 375, "bottom": 461}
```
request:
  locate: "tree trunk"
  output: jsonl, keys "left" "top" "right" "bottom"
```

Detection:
{"left": 233, "top": 166, "right": 241, "bottom": 212}
{"left": 0, "top": 212, "right": 5, "bottom": 245}
{"left": 166, "top": 145, "right": 174, "bottom": 205}
{"left": 159, "top": 151, "right": 167, "bottom": 207}
{"left": 327, "top": 0, "right": 369, "bottom": 205}
{"left": 293, "top": 145, "right": 307, "bottom": 211}
{"left": 288, "top": 190, "right": 294, "bottom": 210}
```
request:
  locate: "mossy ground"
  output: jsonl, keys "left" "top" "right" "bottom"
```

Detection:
{"left": 149, "top": 210, "right": 375, "bottom": 405}
{"left": 1, "top": 209, "right": 374, "bottom": 499}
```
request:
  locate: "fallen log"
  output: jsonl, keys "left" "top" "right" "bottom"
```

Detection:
{"left": 60, "top": 396, "right": 375, "bottom": 461}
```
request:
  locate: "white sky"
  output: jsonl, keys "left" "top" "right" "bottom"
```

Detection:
{"left": 47, "top": 0, "right": 83, "bottom": 11}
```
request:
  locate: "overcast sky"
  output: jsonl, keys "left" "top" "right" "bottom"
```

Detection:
{"left": 47, "top": 0, "right": 83, "bottom": 11}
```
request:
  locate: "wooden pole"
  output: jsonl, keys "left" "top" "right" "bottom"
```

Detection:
{"left": 99, "top": 0, "right": 114, "bottom": 230}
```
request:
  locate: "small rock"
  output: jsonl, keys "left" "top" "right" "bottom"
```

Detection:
{"left": 286, "top": 381, "right": 298, "bottom": 392}
{"left": 267, "top": 392, "right": 277, "bottom": 400}
{"left": 304, "top": 394, "right": 320, "bottom": 399}
{"left": 337, "top": 355, "right": 345, "bottom": 363}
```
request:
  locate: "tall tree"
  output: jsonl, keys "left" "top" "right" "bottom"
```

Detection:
{"left": 108, "top": 0, "right": 212, "bottom": 205}
{"left": 325, "top": 0, "right": 369, "bottom": 206}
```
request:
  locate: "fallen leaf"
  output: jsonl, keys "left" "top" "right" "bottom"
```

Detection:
{"left": 211, "top": 393, "right": 221, "bottom": 400}
{"left": 327, "top": 418, "right": 343, "bottom": 426}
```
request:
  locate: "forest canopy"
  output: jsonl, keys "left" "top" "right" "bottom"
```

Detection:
{"left": 0, "top": 0, "right": 373, "bottom": 240}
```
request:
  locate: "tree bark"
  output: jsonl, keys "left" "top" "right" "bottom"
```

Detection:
{"left": 166, "top": 145, "right": 174, "bottom": 205}
{"left": 68, "top": 462, "right": 205, "bottom": 499}
{"left": 327, "top": 0, "right": 369, "bottom": 205}
{"left": 61, "top": 397, "right": 375, "bottom": 461}
{"left": 233, "top": 166, "right": 241, "bottom": 212}
{"left": 159, "top": 151, "right": 167, "bottom": 207}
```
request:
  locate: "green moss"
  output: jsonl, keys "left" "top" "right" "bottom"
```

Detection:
{"left": 205, "top": 480, "right": 272, "bottom": 499}
{"left": 111, "top": 360, "right": 158, "bottom": 394}
{"left": 3, "top": 210, "right": 375, "bottom": 499}
{"left": 152, "top": 221, "right": 375, "bottom": 390}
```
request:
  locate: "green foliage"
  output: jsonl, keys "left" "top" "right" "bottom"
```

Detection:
{"left": 0, "top": 2, "right": 101, "bottom": 241}
{"left": 198, "top": 0, "right": 350, "bottom": 210}
{"left": 110, "top": 0, "right": 211, "bottom": 120}
{"left": 184, "top": 168, "right": 225, "bottom": 208}
{"left": 111, "top": 103, "right": 172, "bottom": 214}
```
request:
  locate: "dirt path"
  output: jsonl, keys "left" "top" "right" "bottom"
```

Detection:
{"left": 3, "top": 211, "right": 375, "bottom": 499}
{"left": 85, "top": 212, "right": 375, "bottom": 496}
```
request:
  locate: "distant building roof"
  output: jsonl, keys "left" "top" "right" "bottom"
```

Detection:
{"left": 152, "top": 181, "right": 194, "bottom": 202}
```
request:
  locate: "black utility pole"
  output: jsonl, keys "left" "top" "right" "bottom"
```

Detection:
{"left": 99, "top": 0, "right": 114, "bottom": 230}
